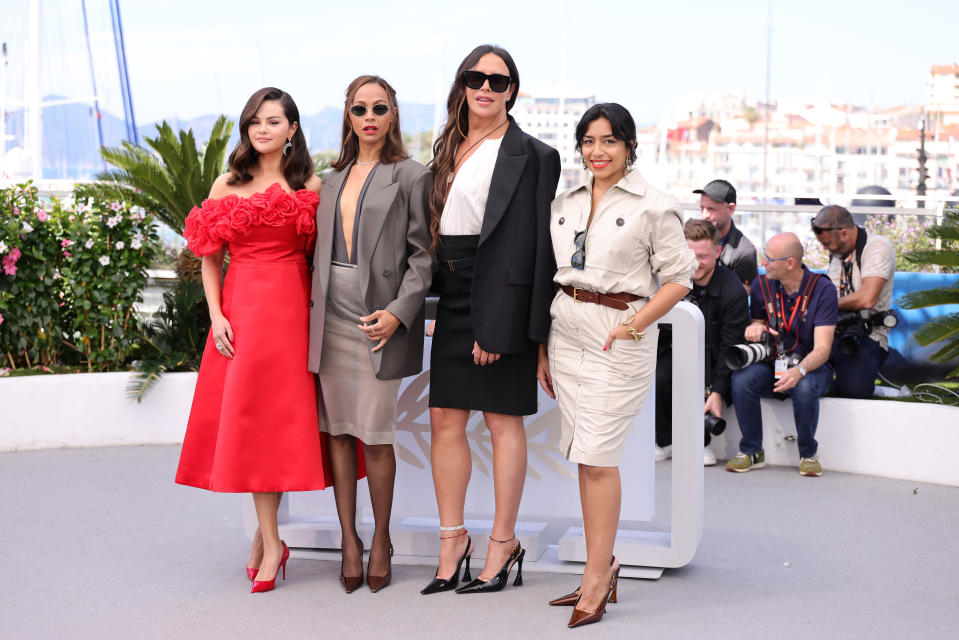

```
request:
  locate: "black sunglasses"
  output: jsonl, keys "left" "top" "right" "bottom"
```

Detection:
{"left": 811, "top": 222, "right": 842, "bottom": 234}
{"left": 462, "top": 70, "right": 512, "bottom": 93}
{"left": 571, "top": 230, "right": 587, "bottom": 270}
{"left": 350, "top": 104, "right": 391, "bottom": 117}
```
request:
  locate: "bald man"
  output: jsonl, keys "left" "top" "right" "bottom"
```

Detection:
{"left": 727, "top": 232, "right": 838, "bottom": 477}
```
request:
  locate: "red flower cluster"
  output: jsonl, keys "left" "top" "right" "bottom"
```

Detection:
{"left": 184, "top": 183, "right": 318, "bottom": 257}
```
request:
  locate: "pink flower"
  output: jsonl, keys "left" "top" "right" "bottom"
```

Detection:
{"left": 63, "top": 250, "right": 72, "bottom": 258}
{"left": 36, "top": 209, "right": 49, "bottom": 222}
{"left": 2, "top": 261, "right": 16, "bottom": 276}
{"left": 0, "top": 311, "right": 4, "bottom": 326}
{"left": 61, "top": 239, "right": 73, "bottom": 248}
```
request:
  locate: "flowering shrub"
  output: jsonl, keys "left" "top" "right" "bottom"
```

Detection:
{"left": 0, "top": 183, "right": 66, "bottom": 367}
{"left": 0, "top": 181, "right": 160, "bottom": 371}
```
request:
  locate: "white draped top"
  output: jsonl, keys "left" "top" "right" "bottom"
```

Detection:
{"left": 439, "top": 137, "right": 503, "bottom": 235}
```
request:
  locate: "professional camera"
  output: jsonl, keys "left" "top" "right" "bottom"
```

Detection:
{"left": 725, "top": 332, "right": 776, "bottom": 370}
{"left": 704, "top": 411, "right": 726, "bottom": 437}
{"left": 836, "top": 310, "right": 898, "bottom": 355}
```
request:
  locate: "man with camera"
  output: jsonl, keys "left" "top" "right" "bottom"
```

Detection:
{"left": 654, "top": 220, "right": 749, "bottom": 466}
{"left": 727, "top": 233, "right": 838, "bottom": 477}
{"left": 695, "top": 179, "right": 758, "bottom": 290}
{"left": 812, "top": 205, "right": 897, "bottom": 398}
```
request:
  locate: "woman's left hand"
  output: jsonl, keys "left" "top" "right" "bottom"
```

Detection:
{"left": 603, "top": 323, "right": 642, "bottom": 351}
{"left": 358, "top": 309, "right": 401, "bottom": 352}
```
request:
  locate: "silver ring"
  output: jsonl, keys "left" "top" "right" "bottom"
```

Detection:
{"left": 215, "top": 342, "right": 223, "bottom": 350}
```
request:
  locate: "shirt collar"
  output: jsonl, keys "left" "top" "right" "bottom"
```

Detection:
{"left": 571, "top": 168, "right": 648, "bottom": 198}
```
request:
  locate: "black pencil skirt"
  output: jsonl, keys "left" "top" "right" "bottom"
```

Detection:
{"left": 428, "top": 234, "right": 538, "bottom": 416}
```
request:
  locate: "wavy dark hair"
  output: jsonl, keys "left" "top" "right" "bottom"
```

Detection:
{"left": 428, "top": 45, "right": 520, "bottom": 251}
{"left": 332, "top": 75, "right": 408, "bottom": 171}
{"left": 574, "top": 102, "right": 638, "bottom": 167}
{"left": 227, "top": 87, "right": 314, "bottom": 190}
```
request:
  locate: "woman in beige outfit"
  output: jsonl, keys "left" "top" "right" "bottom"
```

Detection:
{"left": 537, "top": 103, "right": 695, "bottom": 628}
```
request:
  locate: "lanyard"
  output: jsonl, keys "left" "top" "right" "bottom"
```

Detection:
{"left": 777, "top": 291, "right": 802, "bottom": 333}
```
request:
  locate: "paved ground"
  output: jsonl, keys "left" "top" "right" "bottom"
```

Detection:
{"left": 2, "top": 445, "right": 957, "bottom": 640}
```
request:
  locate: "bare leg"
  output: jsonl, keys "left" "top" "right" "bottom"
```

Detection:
{"left": 252, "top": 492, "right": 284, "bottom": 581}
{"left": 329, "top": 433, "right": 362, "bottom": 578}
{"left": 364, "top": 442, "right": 396, "bottom": 577}
{"left": 575, "top": 464, "right": 621, "bottom": 613}
{"left": 429, "top": 407, "right": 473, "bottom": 578}
{"left": 478, "top": 411, "right": 527, "bottom": 580}
{"left": 247, "top": 492, "right": 283, "bottom": 571}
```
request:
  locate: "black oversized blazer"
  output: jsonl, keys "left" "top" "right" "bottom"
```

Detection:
{"left": 462, "top": 117, "right": 561, "bottom": 354}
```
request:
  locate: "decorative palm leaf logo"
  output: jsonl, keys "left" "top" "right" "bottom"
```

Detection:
{"left": 395, "top": 370, "right": 576, "bottom": 480}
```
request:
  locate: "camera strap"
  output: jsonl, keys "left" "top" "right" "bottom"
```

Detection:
{"left": 760, "top": 273, "right": 822, "bottom": 353}
{"left": 839, "top": 227, "right": 868, "bottom": 296}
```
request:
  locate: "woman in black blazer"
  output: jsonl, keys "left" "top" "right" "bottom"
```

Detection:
{"left": 421, "top": 44, "right": 561, "bottom": 596}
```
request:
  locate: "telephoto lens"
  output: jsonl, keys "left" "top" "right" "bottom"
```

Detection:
{"left": 725, "top": 332, "right": 776, "bottom": 370}
{"left": 704, "top": 411, "right": 726, "bottom": 436}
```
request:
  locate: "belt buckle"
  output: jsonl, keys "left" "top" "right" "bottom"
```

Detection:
{"left": 573, "top": 287, "right": 582, "bottom": 302}
{"left": 447, "top": 259, "right": 455, "bottom": 271}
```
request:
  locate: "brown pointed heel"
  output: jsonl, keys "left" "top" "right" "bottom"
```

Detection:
{"left": 340, "top": 539, "right": 364, "bottom": 594}
{"left": 549, "top": 589, "right": 581, "bottom": 606}
{"left": 550, "top": 555, "right": 617, "bottom": 606}
{"left": 567, "top": 562, "right": 619, "bottom": 628}
{"left": 366, "top": 543, "right": 393, "bottom": 593}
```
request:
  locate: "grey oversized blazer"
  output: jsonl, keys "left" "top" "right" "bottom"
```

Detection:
{"left": 307, "top": 158, "right": 433, "bottom": 380}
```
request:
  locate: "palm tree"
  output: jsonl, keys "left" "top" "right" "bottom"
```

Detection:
{"left": 896, "top": 208, "right": 959, "bottom": 377}
{"left": 93, "top": 116, "right": 233, "bottom": 234}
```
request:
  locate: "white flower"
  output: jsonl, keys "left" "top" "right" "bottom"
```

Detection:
{"left": 0, "top": 241, "right": 6, "bottom": 253}
{"left": 73, "top": 331, "right": 81, "bottom": 340}
{"left": 130, "top": 237, "right": 142, "bottom": 250}
{"left": 105, "top": 216, "right": 120, "bottom": 228}
{"left": 115, "top": 241, "right": 125, "bottom": 250}
{"left": 22, "top": 221, "right": 34, "bottom": 233}
{"left": 98, "top": 255, "right": 110, "bottom": 266}
{"left": 84, "top": 239, "right": 95, "bottom": 249}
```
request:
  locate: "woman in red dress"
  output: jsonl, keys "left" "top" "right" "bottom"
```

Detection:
{"left": 175, "top": 87, "right": 329, "bottom": 594}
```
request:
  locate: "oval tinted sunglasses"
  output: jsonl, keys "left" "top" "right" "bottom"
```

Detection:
{"left": 350, "top": 104, "right": 391, "bottom": 117}
{"left": 462, "top": 70, "right": 512, "bottom": 93}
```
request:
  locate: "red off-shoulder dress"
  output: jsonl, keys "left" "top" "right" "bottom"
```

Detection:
{"left": 175, "top": 183, "right": 344, "bottom": 492}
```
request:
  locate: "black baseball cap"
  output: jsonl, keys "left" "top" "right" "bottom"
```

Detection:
{"left": 694, "top": 179, "right": 736, "bottom": 205}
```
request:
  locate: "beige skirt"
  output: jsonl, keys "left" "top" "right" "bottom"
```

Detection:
{"left": 547, "top": 289, "right": 659, "bottom": 466}
{"left": 317, "top": 263, "right": 401, "bottom": 446}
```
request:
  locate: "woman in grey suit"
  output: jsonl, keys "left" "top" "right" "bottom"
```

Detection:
{"left": 307, "top": 75, "right": 433, "bottom": 593}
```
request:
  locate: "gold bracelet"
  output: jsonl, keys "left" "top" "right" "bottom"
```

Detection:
{"left": 621, "top": 315, "right": 646, "bottom": 342}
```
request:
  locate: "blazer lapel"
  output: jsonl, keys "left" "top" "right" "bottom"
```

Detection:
{"left": 479, "top": 120, "right": 527, "bottom": 246}
{"left": 315, "top": 165, "right": 350, "bottom": 301}
{"left": 357, "top": 162, "right": 400, "bottom": 304}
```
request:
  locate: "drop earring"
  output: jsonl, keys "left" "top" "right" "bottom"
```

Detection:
{"left": 283, "top": 138, "right": 293, "bottom": 157}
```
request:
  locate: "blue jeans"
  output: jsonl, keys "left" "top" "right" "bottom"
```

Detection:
{"left": 731, "top": 361, "right": 834, "bottom": 459}
{"left": 831, "top": 337, "right": 888, "bottom": 398}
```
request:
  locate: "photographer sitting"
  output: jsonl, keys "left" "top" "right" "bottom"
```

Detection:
{"left": 811, "top": 205, "right": 896, "bottom": 398}
{"left": 727, "top": 233, "right": 838, "bottom": 477}
{"left": 655, "top": 219, "right": 748, "bottom": 466}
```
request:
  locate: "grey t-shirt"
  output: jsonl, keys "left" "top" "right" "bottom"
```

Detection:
{"left": 827, "top": 233, "right": 896, "bottom": 349}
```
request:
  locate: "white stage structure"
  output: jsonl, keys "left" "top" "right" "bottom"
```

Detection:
{"left": 244, "top": 301, "right": 704, "bottom": 579}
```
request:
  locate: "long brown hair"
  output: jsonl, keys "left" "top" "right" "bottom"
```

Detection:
{"left": 227, "top": 87, "right": 314, "bottom": 190}
{"left": 332, "top": 75, "right": 408, "bottom": 171}
{"left": 428, "top": 45, "right": 520, "bottom": 251}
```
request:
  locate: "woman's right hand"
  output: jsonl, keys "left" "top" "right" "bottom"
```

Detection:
{"left": 210, "top": 314, "right": 235, "bottom": 358}
{"left": 536, "top": 343, "right": 555, "bottom": 399}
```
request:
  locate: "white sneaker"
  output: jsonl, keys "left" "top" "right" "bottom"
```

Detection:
{"left": 703, "top": 445, "right": 717, "bottom": 466}
{"left": 654, "top": 445, "right": 672, "bottom": 462}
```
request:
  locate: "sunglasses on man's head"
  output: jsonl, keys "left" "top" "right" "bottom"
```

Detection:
{"left": 350, "top": 104, "right": 391, "bottom": 117}
{"left": 462, "top": 71, "right": 512, "bottom": 93}
{"left": 811, "top": 222, "right": 842, "bottom": 234}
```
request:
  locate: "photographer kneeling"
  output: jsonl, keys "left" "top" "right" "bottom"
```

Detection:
{"left": 654, "top": 219, "right": 748, "bottom": 466}
{"left": 727, "top": 233, "right": 838, "bottom": 477}
{"left": 812, "top": 205, "right": 896, "bottom": 398}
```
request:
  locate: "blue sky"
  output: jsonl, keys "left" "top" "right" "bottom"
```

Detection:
{"left": 2, "top": 0, "right": 958, "bottom": 126}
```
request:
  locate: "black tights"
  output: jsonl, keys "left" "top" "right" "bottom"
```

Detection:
{"left": 328, "top": 434, "right": 396, "bottom": 576}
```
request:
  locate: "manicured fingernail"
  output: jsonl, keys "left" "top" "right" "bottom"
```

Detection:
{"left": 603, "top": 346, "right": 608, "bottom": 351}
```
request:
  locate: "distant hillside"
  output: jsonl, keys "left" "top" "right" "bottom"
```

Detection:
{"left": 2, "top": 98, "right": 436, "bottom": 180}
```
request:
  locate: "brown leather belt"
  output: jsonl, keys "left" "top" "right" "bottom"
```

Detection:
{"left": 561, "top": 285, "right": 640, "bottom": 311}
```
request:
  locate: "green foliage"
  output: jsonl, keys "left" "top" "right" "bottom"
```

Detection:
{"left": 897, "top": 208, "right": 959, "bottom": 377}
{"left": 0, "top": 181, "right": 160, "bottom": 371}
{"left": 93, "top": 115, "right": 233, "bottom": 234}
{"left": 127, "top": 278, "right": 210, "bottom": 402}
{"left": 0, "top": 182, "right": 66, "bottom": 368}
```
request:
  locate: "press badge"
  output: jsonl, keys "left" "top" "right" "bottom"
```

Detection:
{"left": 774, "top": 356, "right": 789, "bottom": 380}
